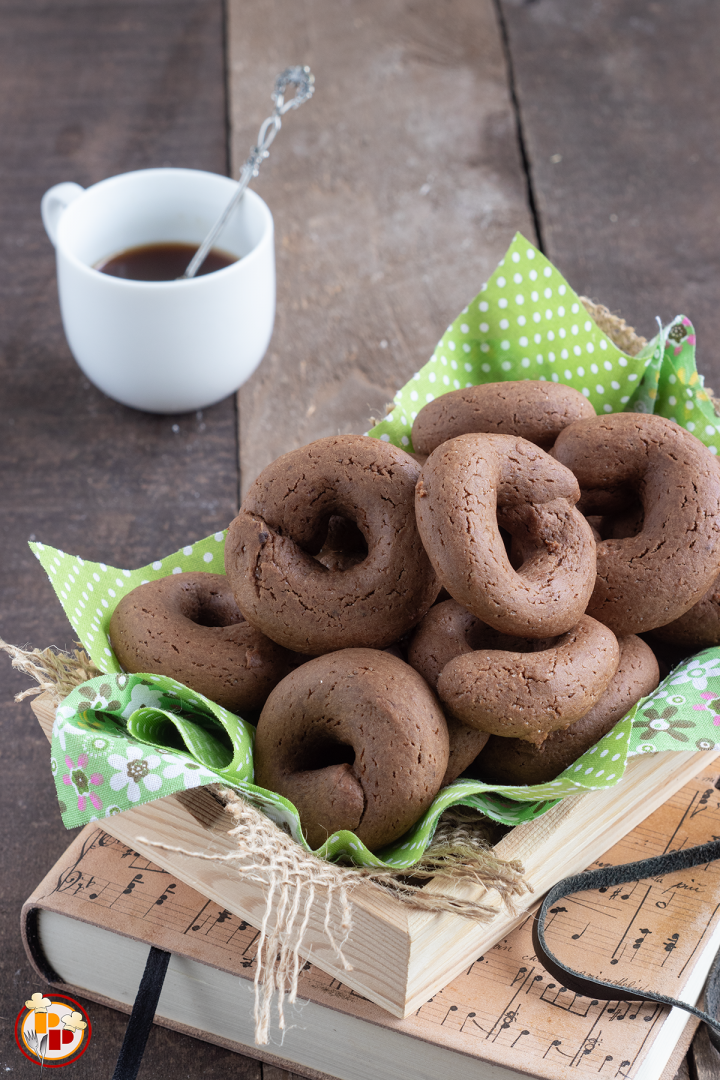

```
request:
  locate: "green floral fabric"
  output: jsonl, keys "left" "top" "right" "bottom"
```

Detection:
{"left": 33, "top": 232, "right": 720, "bottom": 868}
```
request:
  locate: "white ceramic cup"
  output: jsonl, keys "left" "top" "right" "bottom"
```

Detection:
{"left": 41, "top": 168, "right": 275, "bottom": 414}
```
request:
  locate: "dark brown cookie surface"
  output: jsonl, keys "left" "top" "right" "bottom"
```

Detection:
{"left": 475, "top": 634, "right": 660, "bottom": 784}
{"left": 109, "top": 572, "right": 295, "bottom": 712}
{"left": 407, "top": 598, "right": 551, "bottom": 784}
{"left": 651, "top": 571, "right": 720, "bottom": 647}
{"left": 408, "top": 598, "right": 553, "bottom": 689}
{"left": 225, "top": 435, "right": 439, "bottom": 655}
{"left": 553, "top": 413, "right": 720, "bottom": 635}
{"left": 411, "top": 380, "right": 595, "bottom": 455}
{"left": 253, "top": 648, "right": 449, "bottom": 851}
{"left": 415, "top": 433, "right": 596, "bottom": 638}
{"left": 437, "top": 615, "right": 620, "bottom": 745}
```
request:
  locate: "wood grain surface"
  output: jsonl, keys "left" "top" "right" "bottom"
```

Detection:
{"left": 228, "top": 0, "right": 535, "bottom": 492}
{"left": 498, "top": 0, "right": 720, "bottom": 382}
{"left": 0, "top": 2, "right": 249, "bottom": 1077}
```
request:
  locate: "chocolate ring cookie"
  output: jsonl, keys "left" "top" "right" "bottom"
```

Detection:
{"left": 253, "top": 648, "right": 449, "bottom": 851}
{"left": 225, "top": 435, "right": 439, "bottom": 655}
{"left": 408, "top": 599, "right": 554, "bottom": 783}
{"left": 415, "top": 433, "right": 596, "bottom": 638}
{"left": 412, "top": 380, "right": 595, "bottom": 456}
{"left": 553, "top": 413, "right": 720, "bottom": 635}
{"left": 109, "top": 572, "right": 296, "bottom": 712}
{"left": 437, "top": 615, "right": 620, "bottom": 745}
{"left": 475, "top": 635, "right": 659, "bottom": 785}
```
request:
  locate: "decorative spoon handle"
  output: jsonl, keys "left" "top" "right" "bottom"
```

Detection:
{"left": 181, "top": 65, "right": 315, "bottom": 280}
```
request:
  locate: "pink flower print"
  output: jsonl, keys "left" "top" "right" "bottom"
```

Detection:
{"left": 702, "top": 693, "right": 715, "bottom": 700}
{"left": 62, "top": 753, "right": 104, "bottom": 812}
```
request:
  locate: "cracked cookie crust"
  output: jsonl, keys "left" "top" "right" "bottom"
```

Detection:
{"left": 553, "top": 412, "right": 720, "bottom": 635}
{"left": 253, "top": 648, "right": 449, "bottom": 851}
{"left": 225, "top": 435, "right": 440, "bottom": 655}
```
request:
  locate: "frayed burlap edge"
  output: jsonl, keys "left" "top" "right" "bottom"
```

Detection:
{"left": 0, "top": 638, "right": 101, "bottom": 700}
{"left": 579, "top": 297, "right": 647, "bottom": 357}
{"left": 3, "top": 640, "right": 530, "bottom": 1043}
{"left": 580, "top": 298, "right": 720, "bottom": 417}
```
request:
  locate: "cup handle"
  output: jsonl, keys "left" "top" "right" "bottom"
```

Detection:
{"left": 41, "top": 182, "right": 85, "bottom": 247}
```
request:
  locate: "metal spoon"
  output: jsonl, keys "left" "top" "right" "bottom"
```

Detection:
{"left": 180, "top": 65, "right": 315, "bottom": 280}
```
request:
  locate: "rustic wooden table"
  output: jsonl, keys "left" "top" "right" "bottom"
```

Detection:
{"left": 1, "top": 2, "right": 719, "bottom": 1077}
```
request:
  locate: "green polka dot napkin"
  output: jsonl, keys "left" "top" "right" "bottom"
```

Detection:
{"left": 368, "top": 233, "right": 720, "bottom": 457}
{"left": 32, "top": 232, "right": 720, "bottom": 868}
{"left": 30, "top": 530, "right": 228, "bottom": 676}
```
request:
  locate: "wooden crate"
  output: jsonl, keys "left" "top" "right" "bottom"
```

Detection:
{"left": 32, "top": 693, "right": 719, "bottom": 1018}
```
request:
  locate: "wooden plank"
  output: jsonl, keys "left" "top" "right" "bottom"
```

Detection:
{"left": 494, "top": 12, "right": 720, "bottom": 1073}
{"left": 0, "top": 3, "right": 249, "bottom": 1077}
{"left": 227, "top": 0, "right": 537, "bottom": 492}
{"left": 498, "top": 0, "right": 720, "bottom": 385}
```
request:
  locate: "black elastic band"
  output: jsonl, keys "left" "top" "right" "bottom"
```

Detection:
{"left": 111, "top": 946, "right": 171, "bottom": 1080}
{"left": 531, "top": 840, "right": 720, "bottom": 1052}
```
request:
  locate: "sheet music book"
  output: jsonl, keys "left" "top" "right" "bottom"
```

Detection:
{"left": 22, "top": 767, "right": 720, "bottom": 1080}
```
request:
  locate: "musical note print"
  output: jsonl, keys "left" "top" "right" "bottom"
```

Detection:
{"left": 661, "top": 933, "right": 680, "bottom": 966}
{"left": 122, "top": 873, "right": 143, "bottom": 895}
{"left": 542, "top": 1038, "right": 572, "bottom": 1060}
{"left": 630, "top": 927, "right": 651, "bottom": 960}
{"left": 155, "top": 883, "right": 177, "bottom": 906}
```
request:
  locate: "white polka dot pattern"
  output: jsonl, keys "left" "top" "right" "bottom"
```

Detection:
{"left": 31, "top": 530, "right": 228, "bottom": 676}
{"left": 369, "top": 233, "right": 720, "bottom": 460}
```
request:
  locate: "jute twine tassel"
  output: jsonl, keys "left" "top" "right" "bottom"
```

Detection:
{"left": 140, "top": 787, "right": 528, "bottom": 1045}
{"left": 0, "top": 638, "right": 101, "bottom": 700}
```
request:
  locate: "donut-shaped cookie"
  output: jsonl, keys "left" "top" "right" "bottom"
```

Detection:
{"left": 437, "top": 615, "right": 620, "bottom": 745}
{"left": 408, "top": 599, "right": 554, "bottom": 688}
{"left": 225, "top": 435, "right": 440, "bottom": 656}
{"left": 651, "top": 571, "right": 720, "bottom": 648}
{"left": 553, "top": 413, "right": 720, "bottom": 635}
{"left": 415, "top": 433, "right": 596, "bottom": 637}
{"left": 109, "top": 572, "right": 296, "bottom": 712}
{"left": 412, "top": 380, "right": 595, "bottom": 456}
{"left": 475, "top": 635, "right": 659, "bottom": 785}
{"left": 408, "top": 599, "right": 554, "bottom": 783}
{"left": 253, "top": 649, "right": 449, "bottom": 851}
